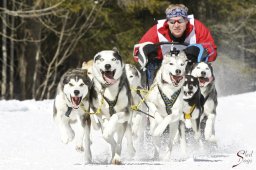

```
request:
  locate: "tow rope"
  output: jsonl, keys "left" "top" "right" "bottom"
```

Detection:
{"left": 130, "top": 83, "right": 157, "bottom": 119}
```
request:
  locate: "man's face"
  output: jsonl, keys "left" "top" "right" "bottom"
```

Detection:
{"left": 168, "top": 16, "right": 188, "bottom": 38}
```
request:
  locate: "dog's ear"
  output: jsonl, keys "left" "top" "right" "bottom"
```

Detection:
{"left": 191, "top": 62, "right": 198, "bottom": 70}
{"left": 81, "top": 61, "right": 87, "bottom": 70}
{"left": 112, "top": 47, "right": 119, "bottom": 54}
{"left": 62, "top": 69, "right": 73, "bottom": 84}
{"left": 112, "top": 47, "right": 123, "bottom": 66}
{"left": 81, "top": 69, "right": 92, "bottom": 86}
{"left": 63, "top": 75, "right": 69, "bottom": 84}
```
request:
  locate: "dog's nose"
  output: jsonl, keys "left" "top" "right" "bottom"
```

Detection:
{"left": 105, "top": 64, "right": 111, "bottom": 70}
{"left": 175, "top": 69, "right": 181, "bottom": 75}
{"left": 188, "top": 85, "right": 193, "bottom": 90}
{"left": 74, "top": 90, "right": 80, "bottom": 96}
{"left": 201, "top": 71, "right": 206, "bottom": 76}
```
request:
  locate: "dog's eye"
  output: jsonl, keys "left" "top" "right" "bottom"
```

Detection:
{"left": 80, "top": 83, "right": 85, "bottom": 87}
{"left": 69, "top": 83, "right": 74, "bottom": 86}
{"left": 181, "top": 63, "right": 184, "bottom": 66}
{"left": 112, "top": 58, "right": 117, "bottom": 61}
{"left": 206, "top": 68, "right": 209, "bottom": 70}
{"left": 129, "top": 75, "right": 133, "bottom": 78}
{"left": 100, "top": 58, "right": 104, "bottom": 62}
{"left": 196, "top": 66, "right": 200, "bottom": 69}
{"left": 169, "top": 63, "right": 173, "bottom": 65}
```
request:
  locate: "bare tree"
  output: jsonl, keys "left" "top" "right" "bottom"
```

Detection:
{"left": 1, "top": 0, "right": 7, "bottom": 99}
{"left": 0, "top": 0, "right": 106, "bottom": 100}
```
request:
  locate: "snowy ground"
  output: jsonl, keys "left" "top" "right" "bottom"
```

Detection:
{"left": 0, "top": 92, "right": 256, "bottom": 170}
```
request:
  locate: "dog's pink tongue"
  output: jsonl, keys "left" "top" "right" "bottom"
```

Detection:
{"left": 104, "top": 76, "right": 116, "bottom": 84}
{"left": 199, "top": 77, "right": 209, "bottom": 84}
{"left": 72, "top": 97, "right": 80, "bottom": 106}
{"left": 173, "top": 75, "right": 183, "bottom": 83}
{"left": 103, "top": 72, "right": 116, "bottom": 84}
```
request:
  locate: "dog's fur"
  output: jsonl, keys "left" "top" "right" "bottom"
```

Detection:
{"left": 179, "top": 75, "right": 204, "bottom": 151}
{"left": 125, "top": 63, "right": 148, "bottom": 157}
{"left": 53, "top": 68, "right": 92, "bottom": 164}
{"left": 82, "top": 60, "right": 93, "bottom": 80}
{"left": 146, "top": 51, "right": 188, "bottom": 160}
{"left": 191, "top": 62, "right": 218, "bottom": 142}
{"left": 90, "top": 49, "right": 133, "bottom": 164}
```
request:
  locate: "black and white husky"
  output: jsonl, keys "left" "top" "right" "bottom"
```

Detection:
{"left": 90, "top": 49, "right": 133, "bottom": 164}
{"left": 53, "top": 68, "right": 92, "bottom": 164}
{"left": 146, "top": 51, "right": 188, "bottom": 160}
{"left": 179, "top": 75, "right": 204, "bottom": 151}
{"left": 191, "top": 62, "right": 218, "bottom": 142}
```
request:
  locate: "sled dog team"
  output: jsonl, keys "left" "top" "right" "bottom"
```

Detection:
{"left": 53, "top": 48, "right": 217, "bottom": 164}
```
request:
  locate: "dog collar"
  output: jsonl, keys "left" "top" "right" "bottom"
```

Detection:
{"left": 65, "top": 106, "right": 73, "bottom": 117}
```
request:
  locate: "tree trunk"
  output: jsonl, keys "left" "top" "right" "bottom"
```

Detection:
{"left": 1, "top": 0, "right": 7, "bottom": 99}
{"left": 18, "top": 45, "right": 27, "bottom": 100}
{"left": 10, "top": 0, "right": 15, "bottom": 99}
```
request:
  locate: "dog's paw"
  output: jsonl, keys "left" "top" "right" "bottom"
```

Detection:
{"left": 84, "top": 157, "right": 92, "bottom": 165}
{"left": 75, "top": 145, "right": 84, "bottom": 152}
{"left": 204, "top": 130, "right": 212, "bottom": 141}
{"left": 111, "top": 154, "right": 122, "bottom": 165}
{"left": 208, "top": 135, "right": 217, "bottom": 142}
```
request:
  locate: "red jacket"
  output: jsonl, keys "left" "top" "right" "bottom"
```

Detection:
{"left": 137, "top": 19, "right": 217, "bottom": 62}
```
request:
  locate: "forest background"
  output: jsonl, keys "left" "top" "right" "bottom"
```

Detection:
{"left": 0, "top": 0, "right": 255, "bottom": 100}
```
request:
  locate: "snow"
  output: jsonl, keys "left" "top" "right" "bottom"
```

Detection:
{"left": 0, "top": 92, "right": 256, "bottom": 170}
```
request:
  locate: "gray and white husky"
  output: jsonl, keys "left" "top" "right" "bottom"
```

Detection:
{"left": 191, "top": 62, "right": 218, "bottom": 142}
{"left": 125, "top": 64, "right": 148, "bottom": 157}
{"left": 90, "top": 49, "right": 134, "bottom": 164}
{"left": 146, "top": 51, "right": 188, "bottom": 160}
{"left": 53, "top": 68, "right": 92, "bottom": 164}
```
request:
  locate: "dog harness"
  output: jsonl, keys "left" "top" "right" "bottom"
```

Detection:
{"left": 157, "top": 85, "right": 181, "bottom": 115}
{"left": 98, "top": 73, "right": 131, "bottom": 116}
{"left": 103, "top": 95, "right": 119, "bottom": 116}
{"left": 183, "top": 104, "right": 196, "bottom": 119}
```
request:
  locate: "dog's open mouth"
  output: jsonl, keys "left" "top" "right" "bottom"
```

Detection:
{"left": 184, "top": 91, "right": 194, "bottom": 96}
{"left": 170, "top": 73, "right": 183, "bottom": 86}
{"left": 70, "top": 95, "right": 82, "bottom": 109}
{"left": 198, "top": 77, "right": 209, "bottom": 87}
{"left": 101, "top": 69, "right": 116, "bottom": 85}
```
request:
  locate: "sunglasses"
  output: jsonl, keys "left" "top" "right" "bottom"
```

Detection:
{"left": 168, "top": 18, "right": 186, "bottom": 24}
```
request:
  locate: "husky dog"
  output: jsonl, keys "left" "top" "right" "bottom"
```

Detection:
{"left": 125, "top": 64, "right": 148, "bottom": 157}
{"left": 191, "top": 62, "right": 218, "bottom": 142}
{"left": 179, "top": 75, "right": 204, "bottom": 150}
{"left": 82, "top": 60, "right": 94, "bottom": 80}
{"left": 146, "top": 51, "right": 188, "bottom": 160}
{"left": 53, "top": 68, "right": 92, "bottom": 164}
{"left": 90, "top": 49, "right": 133, "bottom": 164}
